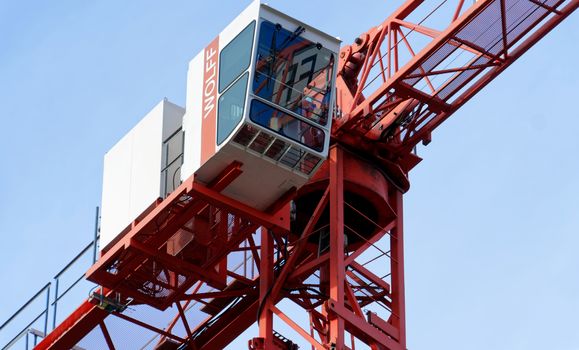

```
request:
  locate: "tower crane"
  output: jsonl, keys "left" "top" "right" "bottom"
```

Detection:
{"left": 32, "top": 0, "right": 577, "bottom": 349}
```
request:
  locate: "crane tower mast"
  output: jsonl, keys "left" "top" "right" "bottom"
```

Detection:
{"left": 33, "top": 0, "right": 577, "bottom": 349}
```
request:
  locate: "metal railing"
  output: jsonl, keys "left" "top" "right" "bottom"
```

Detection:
{"left": 0, "top": 207, "right": 100, "bottom": 350}
{"left": 0, "top": 283, "right": 50, "bottom": 349}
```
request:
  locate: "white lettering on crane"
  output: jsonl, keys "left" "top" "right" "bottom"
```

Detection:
{"left": 200, "top": 36, "right": 219, "bottom": 163}
{"left": 203, "top": 47, "right": 217, "bottom": 119}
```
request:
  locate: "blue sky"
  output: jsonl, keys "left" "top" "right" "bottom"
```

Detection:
{"left": 0, "top": 1, "right": 577, "bottom": 349}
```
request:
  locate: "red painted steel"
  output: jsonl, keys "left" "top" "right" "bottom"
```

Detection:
{"left": 328, "top": 146, "right": 346, "bottom": 348}
{"left": 335, "top": 0, "right": 578, "bottom": 160}
{"left": 35, "top": 289, "right": 111, "bottom": 350}
{"left": 36, "top": 0, "right": 577, "bottom": 349}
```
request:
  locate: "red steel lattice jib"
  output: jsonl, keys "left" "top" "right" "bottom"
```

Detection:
{"left": 335, "top": 0, "right": 578, "bottom": 159}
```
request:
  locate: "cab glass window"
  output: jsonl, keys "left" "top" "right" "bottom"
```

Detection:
{"left": 219, "top": 21, "right": 256, "bottom": 93}
{"left": 249, "top": 99, "right": 325, "bottom": 152}
{"left": 217, "top": 73, "right": 249, "bottom": 145}
{"left": 253, "top": 20, "right": 335, "bottom": 127}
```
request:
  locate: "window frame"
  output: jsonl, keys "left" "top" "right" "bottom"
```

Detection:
{"left": 216, "top": 72, "right": 250, "bottom": 146}
{"left": 218, "top": 20, "right": 256, "bottom": 93}
{"left": 248, "top": 98, "right": 326, "bottom": 152}
{"left": 251, "top": 19, "right": 336, "bottom": 128}
{"left": 160, "top": 128, "right": 184, "bottom": 198}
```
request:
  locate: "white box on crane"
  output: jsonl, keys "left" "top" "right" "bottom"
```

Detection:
{"left": 181, "top": 0, "right": 340, "bottom": 210}
{"left": 100, "top": 99, "right": 185, "bottom": 251}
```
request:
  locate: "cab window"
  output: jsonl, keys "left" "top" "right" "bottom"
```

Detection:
{"left": 253, "top": 20, "right": 335, "bottom": 127}
{"left": 219, "top": 21, "right": 256, "bottom": 93}
{"left": 249, "top": 99, "right": 325, "bottom": 152}
{"left": 217, "top": 73, "right": 249, "bottom": 145}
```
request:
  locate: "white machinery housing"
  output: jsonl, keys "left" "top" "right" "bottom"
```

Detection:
{"left": 100, "top": 99, "right": 185, "bottom": 251}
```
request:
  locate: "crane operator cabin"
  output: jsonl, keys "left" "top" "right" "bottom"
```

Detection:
{"left": 99, "top": 1, "right": 340, "bottom": 250}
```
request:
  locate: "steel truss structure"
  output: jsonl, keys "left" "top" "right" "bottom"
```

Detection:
{"left": 35, "top": 0, "right": 577, "bottom": 349}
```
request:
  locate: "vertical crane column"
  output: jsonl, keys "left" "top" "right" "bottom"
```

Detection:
{"left": 390, "top": 190, "right": 406, "bottom": 350}
{"left": 251, "top": 144, "right": 408, "bottom": 349}
{"left": 259, "top": 227, "right": 275, "bottom": 349}
{"left": 328, "top": 146, "right": 346, "bottom": 348}
{"left": 319, "top": 146, "right": 407, "bottom": 350}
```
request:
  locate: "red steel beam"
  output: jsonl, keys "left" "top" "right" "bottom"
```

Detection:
{"left": 99, "top": 321, "right": 116, "bottom": 350}
{"left": 112, "top": 311, "right": 185, "bottom": 342}
{"left": 339, "top": 0, "right": 493, "bottom": 124}
{"left": 389, "top": 190, "right": 406, "bottom": 348}
{"left": 258, "top": 227, "right": 274, "bottom": 349}
{"left": 327, "top": 299, "right": 403, "bottom": 350}
{"left": 335, "top": 0, "right": 576, "bottom": 159}
{"left": 35, "top": 293, "right": 110, "bottom": 350}
{"left": 396, "top": 0, "right": 578, "bottom": 154}
{"left": 328, "top": 146, "right": 346, "bottom": 348}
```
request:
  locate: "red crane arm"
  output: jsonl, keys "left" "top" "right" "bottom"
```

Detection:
{"left": 334, "top": 0, "right": 578, "bottom": 157}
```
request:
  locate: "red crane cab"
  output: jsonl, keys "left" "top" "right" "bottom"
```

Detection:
{"left": 181, "top": 1, "right": 341, "bottom": 210}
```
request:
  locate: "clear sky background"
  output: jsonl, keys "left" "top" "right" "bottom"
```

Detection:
{"left": 0, "top": 1, "right": 577, "bottom": 349}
